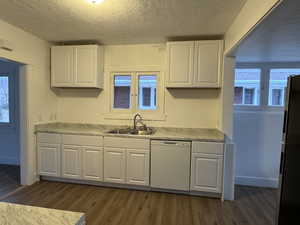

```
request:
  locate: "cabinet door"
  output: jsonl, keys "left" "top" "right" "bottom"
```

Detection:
{"left": 74, "top": 45, "right": 98, "bottom": 87}
{"left": 82, "top": 146, "right": 103, "bottom": 181}
{"left": 126, "top": 149, "right": 149, "bottom": 186}
{"left": 191, "top": 153, "right": 223, "bottom": 193}
{"left": 104, "top": 147, "right": 126, "bottom": 184}
{"left": 62, "top": 145, "right": 82, "bottom": 179}
{"left": 51, "top": 46, "right": 74, "bottom": 87}
{"left": 194, "top": 40, "right": 222, "bottom": 87}
{"left": 166, "top": 41, "right": 194, "bottom": 87}
{"left": 38, "top": 143, "right": 61, "bottom": 177}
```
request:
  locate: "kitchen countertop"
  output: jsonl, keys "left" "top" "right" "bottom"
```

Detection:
{"left": 0, "top": 202, "right": 85, "bottom": 225}
{"left": 35, "top": 122, "right": 225, "bottom": 142}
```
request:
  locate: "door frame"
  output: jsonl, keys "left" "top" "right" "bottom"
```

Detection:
{"left": 0, "top": 56, "right": 30, "bottom": 186}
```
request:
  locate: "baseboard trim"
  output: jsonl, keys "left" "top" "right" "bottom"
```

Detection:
{"left": 235, "top": 176, "right": 279, "bottom": 188}
{"left": 0, "top": 157, "right": 19, "bottom": 165}
{"left": 41, "top": 176, "right": 222, "bottom": 199}
{"left": 0, "top": 186, "right": 25, "bottom": 201}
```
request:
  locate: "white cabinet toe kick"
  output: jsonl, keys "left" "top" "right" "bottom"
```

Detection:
{"left": 37, "top": 133, "right": 224, "bottom": 198}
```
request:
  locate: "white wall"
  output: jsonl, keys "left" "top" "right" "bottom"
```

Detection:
{"left": 0, "top": 19, "right": 58, "bottom": 185}
{"left": 0, "top": 61, "right": 20, "bottom": 165}
{"left": 220, "top": 0, "right": 283, "bottom": 137}
{"left": 224, "top": 0, "right": 282, "bottom": 54}
{"left": 57, "top": 44, "right": 221, "bottom": 129}
{"left": 234, "top": 110, "right": 283, "bottom": 187}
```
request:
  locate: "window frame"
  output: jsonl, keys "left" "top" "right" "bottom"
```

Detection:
{"left": 137, "top": 74, "right": 157, "bottom": 110}
{"left": 107, "top": 71, "right": 165, "bottom": 121}
{"left": 0, "top": 73, "right": 16, "bottom": 128}
{"left": 235, "top": 62, "right": 300, "bottom": 112}
{"left": 234, "top": 66, "right": 262, "bottom": 111}
{"left": 111, "top": 72, "right": 135, "bottom": 114}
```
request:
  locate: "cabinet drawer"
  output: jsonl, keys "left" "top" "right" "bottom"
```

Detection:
{"left": 63, "top": 134, "right": 103, "bottom": 147}
{"left": 192, "top": 142, "right": 224, "bottom": 155}
{"left": 104, "top": 137, "right": 150, "bottom": 150}
{"left": 37, "top": 133, "right": 61, "bottom": 144}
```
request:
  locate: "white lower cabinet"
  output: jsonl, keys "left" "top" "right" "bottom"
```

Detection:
{"left": 38, "top": 143, "right": 61, "bottom": 177}
{"left": 37, "top": 132, "right": 225, "bottom": 197}
{"left": 37, "top": 133, "right": 62, "bottom": 177}
{"left": 191, "top": 142, "right": 224, "bottom": 194}
{"left": 104, "top": 147, "right": 126, "bottom": 184}
{"left": 126, "top": 149, "right": 149, "bottom": 186}
{"left": 103, "top": 137, "right": 150, "bottom": 186}
{"left": 62, "top": 145, "right": 82, "bottom": 179}
{"left": 82, "top": 146, "right": 103, "bottom": 181}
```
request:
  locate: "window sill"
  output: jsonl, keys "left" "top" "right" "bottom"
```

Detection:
{"left": 104, "top": 112, "right": 167, "bottom": 121}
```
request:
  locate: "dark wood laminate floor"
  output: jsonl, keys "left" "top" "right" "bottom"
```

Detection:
{"left": 1, "top": 181, "right": 278, "bottom": 225}
{"left": 0, "top": 164, "right": 21, "bottom": 198}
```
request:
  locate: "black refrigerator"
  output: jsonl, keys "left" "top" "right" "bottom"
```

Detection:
{"left": 276, "top": 75, "right": 300, "bottom": 225}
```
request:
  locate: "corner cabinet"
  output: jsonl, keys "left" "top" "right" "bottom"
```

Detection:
{"left": 166, "top": 40, "right": 223, "bottom": 88}
{"left": 51, "top": 45, "right": 104, "bottom": 88}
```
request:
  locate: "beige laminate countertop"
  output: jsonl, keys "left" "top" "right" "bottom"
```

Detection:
{"left": 35, "top": 122, "right": 225, "bottom": 142}
{"left": 0, "top": 202, "right": 85, "bottom": 225}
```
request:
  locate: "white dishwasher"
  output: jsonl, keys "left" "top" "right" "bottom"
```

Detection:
{"left": 151, "top": 140, "right": 191, "bottom": 191}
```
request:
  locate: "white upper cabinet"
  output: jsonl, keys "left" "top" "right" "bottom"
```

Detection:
{"left": 51, "top": 45, "right": 104, "bottom": 88}
{"left": 194, "top": 41, "right": 223, "bottom": 87}
{"left": 166, "top": 41, "right": 194, "bottom": 87}
{"left": 51, "top": 46, "right": 74, "bottom": 87}
{"left": 166, "top": 40, "right": 223, "bottom": 88}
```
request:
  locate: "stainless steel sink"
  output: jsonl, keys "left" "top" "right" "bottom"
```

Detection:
{"left": 107, "top": 127, "right": 155, "bottom": 135}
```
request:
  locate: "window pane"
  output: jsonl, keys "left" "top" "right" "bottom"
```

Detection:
{"left": 272, "top": 89, "right": 283, "bottom": 106}
{"left": 234, "top": 69, "right": 260, "bottom": 105}
{"left": 269, "top": 69, "right": 300, "bottom": 106}
{"left": 138, "top": 75, "right": 157, "bottom": 110}
{"left": 244, "top": 88, "right": 255, "bottom": 105}
{"left": 113, "top": 75, "right": 131, "bottom": 109}
{"left": 0, "top": 76, "right": 9, "bottom": 123}
{"left": 234, "top": 87, "right": 243, "bottom": 104}
{"left": 142, "top": 88, "right": 151, "bottom": 106}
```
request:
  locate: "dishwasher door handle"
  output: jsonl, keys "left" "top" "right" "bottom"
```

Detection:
{"left": 162, "top": 141, "right": 178, "bottom": 145}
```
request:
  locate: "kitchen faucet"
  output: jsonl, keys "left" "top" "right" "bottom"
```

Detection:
{"left": 133, "top": 113, "right": 146, "bottom": 130}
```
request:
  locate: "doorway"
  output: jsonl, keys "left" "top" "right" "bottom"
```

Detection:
{"left": 0, "top": 59, "right": 22, "bottom": 197}
{"left": 229, "top": 0, "right": 300, "bottom": 224}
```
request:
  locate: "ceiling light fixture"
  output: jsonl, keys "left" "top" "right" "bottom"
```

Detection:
{"left": 87, "top": 0, "right": 104, "bottom": 4}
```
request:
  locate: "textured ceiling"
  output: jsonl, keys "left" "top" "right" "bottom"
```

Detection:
{"left": 0, "top": 0, "right": 246, "bottom": 44}
{"left": 236, "top": 0, "right": 300, "bottom": 62}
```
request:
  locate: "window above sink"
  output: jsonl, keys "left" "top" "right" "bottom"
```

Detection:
{"left": 105, "top": 71, "right": 166, "bottom": 121}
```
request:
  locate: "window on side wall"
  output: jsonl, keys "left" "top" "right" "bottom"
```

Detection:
{"left": 268, "top": 69, "right": 300, "bottom": 107}
{"left": 234, "top": 69, "right": 261, "bottom": 106}
{"left": 110, "top": 72, "right": 162, "bottom": 118}
{"left": 0, "top": 75, "right": 10, "bottom": 123}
